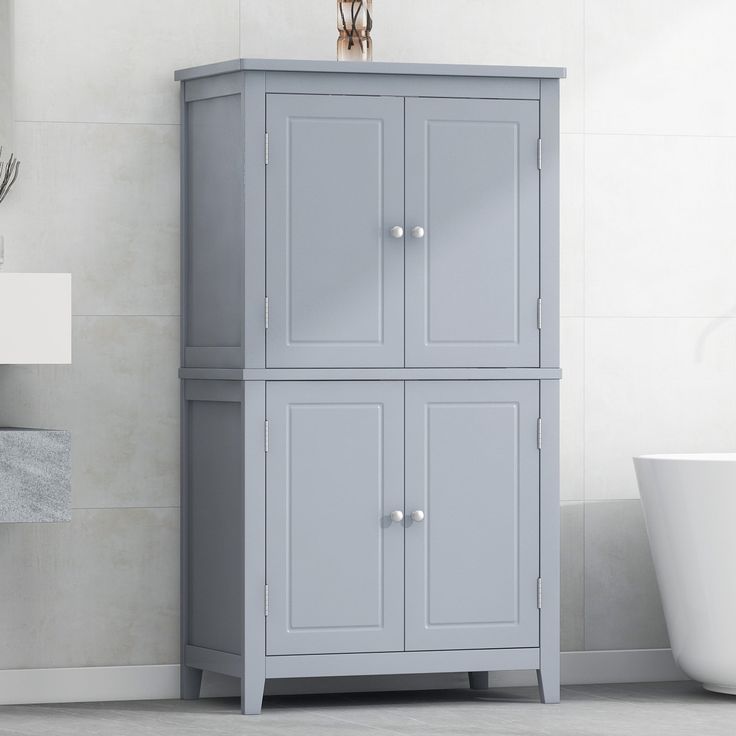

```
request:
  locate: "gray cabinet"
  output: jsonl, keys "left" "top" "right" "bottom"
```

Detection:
{"left": 178, "top": 58, "right": 563, "bottom": 715}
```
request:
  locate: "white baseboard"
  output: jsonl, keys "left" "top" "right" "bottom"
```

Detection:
{"left": 0, "top": 650, "right": 688, "bottom": 706}
{"left": 0, "top": 665, "right": 180, "bottom": 706}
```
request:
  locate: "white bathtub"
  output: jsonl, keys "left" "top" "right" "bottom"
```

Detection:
{"left": 634, "top": 453, "right": 736, "bottom": 694}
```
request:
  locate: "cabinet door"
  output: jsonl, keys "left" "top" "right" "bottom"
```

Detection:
{"left": 266, "top": 381, "right": 404, "bottom": 655}
{"left": 266, "top": 94, "right": 405, "bottom": 368}
{"left": 404, "top": 381, "right": 540, "bottom": 651}
{"left": 405, "top": 98, "right": 540, "bottom": 367}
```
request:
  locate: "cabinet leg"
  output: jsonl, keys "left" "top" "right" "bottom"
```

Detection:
{"left": 537, "top": 667, "right": 560, "bottom": 704}
{"left": 468, "top": 671, "right": 490, "bottom": 690}
{"left": 241, "top": 675, "right": 265, "bottom": 715}
{"left": 181, "top": 665, "right": 203, "bottom": 700}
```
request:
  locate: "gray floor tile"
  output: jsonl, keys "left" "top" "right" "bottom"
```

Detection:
{"left": 0, "top": 682, "right": 735, "bottom": 736}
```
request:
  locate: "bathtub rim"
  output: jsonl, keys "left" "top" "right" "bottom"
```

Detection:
{"left": 634, "top": 453, "right": 736, "bottom": 463}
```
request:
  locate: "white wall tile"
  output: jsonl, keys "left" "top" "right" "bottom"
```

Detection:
{"left": 585, "top": 135, "right": 736, "bottom": 318}
{"left": 240, "top": 0, "right": 334, "bottom": 60}
{"left": 585, "top": 317, "right": 736, "bottom": 500}
{"left": 585, "top": 500, "right": 669, "bottom": 650}
{"left": 0, "top": 508, "right": 178, "bottom": 669}
{"left": 13, "top": 0, "right": 239, "bottom": 124}
{"left": 241, "top": 0, "right": 583, "bottom": 132}
{"left": 0, "top": 317, "right": 179, "bottom": 509}
{"left": 560, "top": 134, "right": 584, "bottom": 317}
{"left": 0, "top": 0, "right": 12, "bottom": 145}
{"left": 2, "top": 122, "right": 179, "bottom": 317}
{"left": 561, "top": 318, "right": 584, "bottom": 501}
{"left": 586, "top": 0, "right": 736, "bottom": 136}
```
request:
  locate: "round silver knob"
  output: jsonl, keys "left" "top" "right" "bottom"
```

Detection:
{"left": 389, "top": 225, "right": 404, "bottom": 239}
{"left": 411, "top": 226, "right": 425, "bottom": 239}
{"left": 389, "top": 510, "right": 404, "bottom": 523}
{"left": 411, "top": 510, "right": 425, "bottom": 523}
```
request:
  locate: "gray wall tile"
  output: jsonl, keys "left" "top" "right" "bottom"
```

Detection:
{"left": 585, "top": 500, "right": 669, "bottom": 651}
{"left": 1, "top": 122, "right": 180, "bottom": 317}
{"left": 12, "top": 0, "right": 240, "bottom": 124}
{"left": 0, "top": 316, "right": 179, "bottom": 509}
{"left": 0, "top": 507, "right": 178, "bottom": 669}
{"left": 561, "top": 501, "right": 584, "bottom": 651}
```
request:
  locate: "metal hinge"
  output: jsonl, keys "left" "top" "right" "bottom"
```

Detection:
{"left": 537, "top": 577, "right": 543, "bottom": 609}
{"left": 264, "top": 296, "right": 269, "bottom": 330}
{"left": 537, "top": 298, "right": 542, "bottom": 330}
{"left": 537, "top": 417, "right": 542, "bottom": 450}
{"left": 265, "top": 132, "right": 269, "bottom": 165}
{"left": 264, "top": 420, "right": 269, "bottom": 453}
{"left": 264, "top": 584, "right": 269, "bottom": 617}
{"left": 537, "top": 138, "right": 542, "bottom": 170}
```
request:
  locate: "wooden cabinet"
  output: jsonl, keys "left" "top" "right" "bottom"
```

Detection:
{"left": 178, "top": 58, "right": 563, "bottom": 715}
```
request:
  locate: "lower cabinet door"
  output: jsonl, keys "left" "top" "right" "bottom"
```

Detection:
{"left": 404, "top": 381, "right": 540, "bottom": 651}
{"left": 266, "top": 381, "right": 405, "bottom": 655}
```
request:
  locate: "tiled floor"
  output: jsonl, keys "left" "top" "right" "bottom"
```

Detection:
{"left": 1, "top": 681, "right": 735, "bottom": 735}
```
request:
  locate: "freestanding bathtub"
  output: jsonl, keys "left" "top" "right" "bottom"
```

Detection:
{"left": 634, "top": 453, "right": 736, "bottom": 694}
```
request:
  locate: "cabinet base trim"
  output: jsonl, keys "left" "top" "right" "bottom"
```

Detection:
{"left": 265, "top": 648, "right": 540, "bottom": 679}
{"left": 185, "top": 646, "right": 241, "bottom": 678}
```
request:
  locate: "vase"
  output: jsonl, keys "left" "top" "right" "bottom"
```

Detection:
{"left": 337, "top": 0, "right": 372, "bottom": 61}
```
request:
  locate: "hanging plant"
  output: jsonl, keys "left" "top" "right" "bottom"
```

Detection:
{"left": 0, "top": 147, "right": 20, "bottom": 205}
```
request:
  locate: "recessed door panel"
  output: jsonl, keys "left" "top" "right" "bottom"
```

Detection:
{"left": 405, "top": 98, "right": 540, "bottom": 367}
{"left": 266, "top": 381, "right": 404, "bottom": 655}
{"left": 404, "top": 381, "right": 540, "bottom": 651}
{"left": 266, "top": 94, "right": 404, "bottom": 367}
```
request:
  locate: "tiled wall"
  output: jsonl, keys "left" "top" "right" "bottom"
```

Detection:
{"left": 1, "top": 0, "right": 735, "bottom": 672}
{"left": 0, "top": 1, "right": 11, "bottom": 144}
{"left": 0, "top": 0, "right": 240, "bottom": 671}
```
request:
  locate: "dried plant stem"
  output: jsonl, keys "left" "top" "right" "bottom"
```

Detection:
{"left": 339, "top": 1, "right": 371, "bottom": 52}
{"left": 0, "top": 146, "right": 21, "bottom": 205}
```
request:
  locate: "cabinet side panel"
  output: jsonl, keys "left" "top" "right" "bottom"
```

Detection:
{"left": 185, "top": 383, "right": 244, "bottom": 654}
{"left": 183, "top": 80, "right": 245, "bottom": 367}
{"left": 539, "top": 79, "right": 560, "bottom": 368}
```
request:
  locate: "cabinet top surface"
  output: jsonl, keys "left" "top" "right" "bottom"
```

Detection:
{"left": 174, "top": 57, "right": 566, "bottom": 81}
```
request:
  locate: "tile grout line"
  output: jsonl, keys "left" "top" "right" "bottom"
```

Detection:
{"left": 238, "top": 0, "right": 242, "bottom": 57}
{"left": 583, "top": 131, "right": 736, "bottom": 140}
{"left": 573, "top": 315, "right": 736, "bottom": 319}
{"left": 14, "top": 120, "right": 180, "bottom": 127}
{"left": 71, "top": 315, "right": 180, "bottom": 318}
{"left": 70, "top": 506, "right": 180, "bottom": 512}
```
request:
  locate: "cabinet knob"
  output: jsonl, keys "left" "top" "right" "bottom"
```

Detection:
{"left": 411, "top": 226, "right": 425, "bottom": 239}
{"left": 389, "top": 225, "right": 404, "bottom": 239}
{"left": 410, "top": 510, "right": 425, "bottom": 523}
{"left": 389, "top": 510, "right": 404, "bottom": 523}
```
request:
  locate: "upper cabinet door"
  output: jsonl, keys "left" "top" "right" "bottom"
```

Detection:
{"left": 404, "top": 381, "right": 540, "bottom": 651}
{"left": 266, "top": 94, "right": 405, "bottom": 368}
{"left": 404, "top": 98, "right": 540, "bottom": 367}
